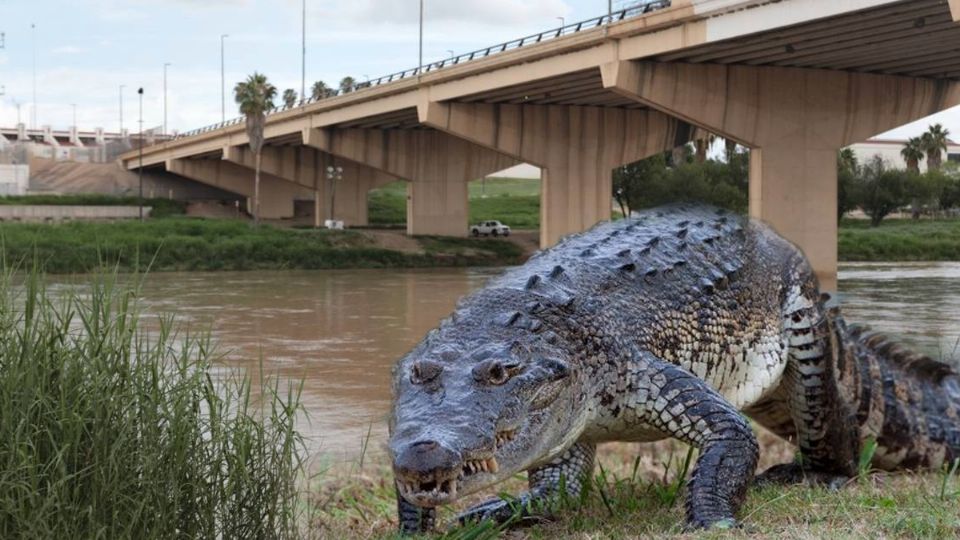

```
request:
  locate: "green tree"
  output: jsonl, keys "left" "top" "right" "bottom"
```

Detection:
{"left": 282, "top": 88, "right": 298, "bottom": 108}
{"left": 311, "top": 80, "right": 334, "bottom": 100}
{"left": 900, "top": 137, "right": 924, "bottom": 174}
{"left": 857, "top": 156, "right": 910, "bottom": 227}
{"left": 837, "top": 149, "right": 860, "bottom": 220}
{"left": 234, "top": 72, "right": 277, "bottom": 226}
{"left": 921, "top": 123, "right": 950, "bottom": 172}
{"left": 339, "top": 77, "right": 357, "bottom": 94}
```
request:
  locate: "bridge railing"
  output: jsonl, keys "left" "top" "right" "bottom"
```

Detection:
{"left": 175, "top": 0, "right": 671, "bottom": 140}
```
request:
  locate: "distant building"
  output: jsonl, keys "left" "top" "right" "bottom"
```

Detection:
{"left": 0, "top": 124, "right": 173, "bottom": 165}
{"left": 848, "top": 138, "right": 960, "bottom": 172}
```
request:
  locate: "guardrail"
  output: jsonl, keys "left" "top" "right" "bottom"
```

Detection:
{"left": 175, "top": 0, "right": 671, "bottom": 140}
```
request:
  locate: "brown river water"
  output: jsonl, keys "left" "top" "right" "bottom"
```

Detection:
{"left": 52, "top": 263, "right": 960, "bottom": 463}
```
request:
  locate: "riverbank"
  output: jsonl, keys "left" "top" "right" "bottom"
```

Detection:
{"left": 839, "top": 219, "right": 960, "bottom": 261}
{"left": 313, "top": 436, "right": 960, "bottom": 539}
{"left": 0, "top": 219, "right": 526, "bottom": 273}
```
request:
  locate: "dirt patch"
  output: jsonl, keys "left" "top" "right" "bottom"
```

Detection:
{"left": 362, "top": 229, "right": 425, "bottom": 254}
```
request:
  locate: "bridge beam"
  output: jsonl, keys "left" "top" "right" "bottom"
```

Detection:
{"left": 602, "top": 60, "right": 960, "bottom": 290}
{"left": 223, "top": 144, "right": 395, "bottom": 227}
{"left": 419, "top": 101, "right": 692, "bottom": 248}
{"left": 165, "top": 158, "right": 302, "bottom": 219}
{"left": 304, "top": 127, "right": 518, "bottom": 237}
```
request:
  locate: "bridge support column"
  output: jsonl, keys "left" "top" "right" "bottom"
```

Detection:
{"left": 603, "top": 61, "right": 960, "bottom": 290}
{"left": 224, "top": 144, "right": 395, "bottom": 227}
{"left": 165, "top": 158, "right": 300, "bottom": 219}
{"left": 304, "top": 127, "right": 518, "bottom": 237}
{"left": 419, "top": 101, "right": 692, "bottom": 248}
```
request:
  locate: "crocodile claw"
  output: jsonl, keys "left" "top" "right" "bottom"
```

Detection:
{"left": 456, "top": 494, "right": 543, "bottom": 529}
{"left": 756, "top": 463, "right": 850, "bottom": 491}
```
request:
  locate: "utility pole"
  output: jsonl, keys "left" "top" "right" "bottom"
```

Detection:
{"left": 221, "top": 34, "right": 229, "bottom": 123}
{"left": 163, "top": 63, "right": 171, "bottom": 135}
{"left": 119, "top": 85, "right": 125, "bottom": 132}
{"left": 138, "top": 87, "right": 144, "bottom": 221}
{"left": 31, "top": 23, "right": 37, "bottom": 129}
{"left": 301, "top": 0, "right": 306, "bottom": 103}
{"left": 418, "top": 0, "right": 424, "bottom": 77}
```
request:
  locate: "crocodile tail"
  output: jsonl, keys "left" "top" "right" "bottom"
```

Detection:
{"left": 826, "top": 303, "right": 960, "bottom": 471}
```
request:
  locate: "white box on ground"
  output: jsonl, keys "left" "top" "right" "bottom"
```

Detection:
{"left": 324, "top": 220, "right": 345, "bottom": 230}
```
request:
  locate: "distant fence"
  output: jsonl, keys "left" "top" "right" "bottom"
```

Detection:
{"left": 174, "top": 0, "right": 672, "bottom": 140}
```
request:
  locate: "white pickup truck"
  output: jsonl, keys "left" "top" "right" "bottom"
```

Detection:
{"left": 470, "top": 220, "right": 511, "bottom": 237}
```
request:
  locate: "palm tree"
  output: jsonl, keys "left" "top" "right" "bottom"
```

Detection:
{"left": 900, "top": 137, "right": 924, "bottom": 174}
{"left": 282, "top": 88, "right": 298, "bottom": 108}
{"left": 234, "top": 72, "right": 277, "bottom": 226}
{"left": 339, "top": 76, "right": 357, "bottom": 94}
{"left": 311, "top": 80, "right": 334, "bottom": 100}
{"left": 921, "top": 124, "right": 950, "bottom": 171}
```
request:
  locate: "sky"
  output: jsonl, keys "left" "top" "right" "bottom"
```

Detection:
{"left": 0, "top": 0, "right": 958, "bottom": 141}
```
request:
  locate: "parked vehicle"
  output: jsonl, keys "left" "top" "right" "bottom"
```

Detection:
{"left": 470, "top": 220, "right": 511, "bottom": 237}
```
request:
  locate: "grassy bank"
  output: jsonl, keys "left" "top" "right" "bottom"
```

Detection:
{"left": 0, "top": 194, "right": 188, "bottom": 218}
{"left": 839, "top": 218, "right": 960, "bottom": 261}
{"left": 0, "top": 218, "right": 525, "bottom": 274}
{"left": 0, "top": 272, "right": 305, "bottom": 537}
{"left": 369, "top": 179, "right": 541, "bottom": 229}
{"left": 313, "top": 437, "right": 960, "bottom": 539}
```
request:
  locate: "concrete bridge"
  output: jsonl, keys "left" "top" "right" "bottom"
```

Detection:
{"left": 119, "top": 0, "right": 960, "bottom": 289}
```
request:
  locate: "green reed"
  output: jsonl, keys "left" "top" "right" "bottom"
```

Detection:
{"left": 0, "top": 268, "right": 305, "bottom": 539}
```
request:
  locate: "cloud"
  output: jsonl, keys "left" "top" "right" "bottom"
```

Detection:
{"left": 52, "top": 46, "right": 86, "bottom": 55}
{"left": 319, "top": 0, "right": 572, "bottom": 26}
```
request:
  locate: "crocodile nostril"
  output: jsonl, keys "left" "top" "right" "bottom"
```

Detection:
{"left": 411, "top": 440, "right": 439, "bottom": 452}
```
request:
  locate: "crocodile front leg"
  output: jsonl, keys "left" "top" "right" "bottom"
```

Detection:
{"left": 456, "top": 442, "right": 596, "bottom": 527}
{"left": 630, "top": 353, "right": 760, "bottom": 529}
{"left": 397, "top": 483, "right": 436, "bottom": 534}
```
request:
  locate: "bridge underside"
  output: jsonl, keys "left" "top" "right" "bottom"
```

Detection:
{"left": 125, "top": 0, "right": 960, "bottom": 290}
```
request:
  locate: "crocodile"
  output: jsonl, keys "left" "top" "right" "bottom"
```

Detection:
{"left": 388, "top": 204, "right": 960, "bottom": 533}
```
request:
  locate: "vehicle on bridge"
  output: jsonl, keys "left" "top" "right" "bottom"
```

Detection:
{"left": 470, "top": 220, "right": 511, "bottom": 237}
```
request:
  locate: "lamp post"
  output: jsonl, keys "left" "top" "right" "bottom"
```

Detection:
{"left": 71, "top": 103, "right": 76, "bottom": 128}
{"left": 418, "top": 0, "right": 424, "bottom": 77}
{"left": 31, "top": 23, "right": 37, "bottom": 129}
{"left": 557, "top": 16, "right": 565, "bottom": 27}
{"left": 221, "top": 34, "right": 229, "bottom": 123}
{"left": 163, "top": 62, "right": 171, "bottom": 135}
{"left": 446, "top": 49, "right": 455, "bottom": 64}
{"left": 301, "top": 0, "right": 306, "bottom": 103}
{"left": 326, "top": 165, "right": 343, "bottom": 226}
{"left": 138, "top": 87, "right": 144, "bottom": 221}
{"left": 119, "top": 85, "right": 125, "bottom": 133}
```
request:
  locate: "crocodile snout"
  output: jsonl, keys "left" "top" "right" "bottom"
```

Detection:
{"left": 393, "top": 439, "right": 463, "bottom": 507}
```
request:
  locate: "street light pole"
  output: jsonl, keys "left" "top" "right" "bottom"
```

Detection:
{"left": 138, "top": 87, "right": 144, "bottom": 221}
{"left": 163, "top": 63, "right": 171, "bottom": 135}
{"left": 301, "top": 0, "right": 306, "bottom": 103}
{"left": 71, "top": 103, "right": 76, "bottom": 128}
{"left": 418, "top": 0, "right": 424, "bottom": 77}
{"left": 31, "top": 23, "right": 37, "bottom": 129}
{"left": 221, "top": 34, "right": 229, "bottom": 123}
{"left": 119, "top": 85, "right": 125, "bottom": 133}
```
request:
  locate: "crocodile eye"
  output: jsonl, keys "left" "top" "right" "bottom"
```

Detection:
{"left": 410, "top": 360, "right": 443, "bottom": 385}
{"left": 473, "top": 359, "right": 522, "bottom": 386}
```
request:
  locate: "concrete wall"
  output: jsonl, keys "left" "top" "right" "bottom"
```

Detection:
{"left": 0, "top": 164, "right": 30, "bottom": 196}
{"left": 0, "top": 205, "right": 153, "bottom": 222}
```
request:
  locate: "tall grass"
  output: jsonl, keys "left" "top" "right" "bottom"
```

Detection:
{"left": 0, "top": 268, "right": 305, "bottom": 538}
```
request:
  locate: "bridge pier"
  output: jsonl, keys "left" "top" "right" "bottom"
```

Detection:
{"left": 602, "top": 61, "right": 960, "bottom": 290}
{"left": 304, "top": 127, "right": 518, "bottom": 237}
{"left": 224, "top": 145, "right": 395, "bottom": 227}
{"left": 419, "top": 102, "right": 692, "bottom": 248}
{"left": 165, "top": 158, "right": 302, "bottom": 219}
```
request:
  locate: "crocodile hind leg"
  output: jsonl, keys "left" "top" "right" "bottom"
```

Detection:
{"left": 758, "top": 280, "right": 859, "bottom": 485}
{"left": 456, "top": 442, "right": 596, "bottom": 527}
{"left": 629, "top": 352, "right": 760, "bottom": 529}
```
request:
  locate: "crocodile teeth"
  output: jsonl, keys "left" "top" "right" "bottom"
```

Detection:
{"left": 486, "top": 457, "right": 499, "bottom": 473}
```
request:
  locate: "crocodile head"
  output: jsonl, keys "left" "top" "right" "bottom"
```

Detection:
{"left": 389, "top": 317, "right": 582, "bottom": 508}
